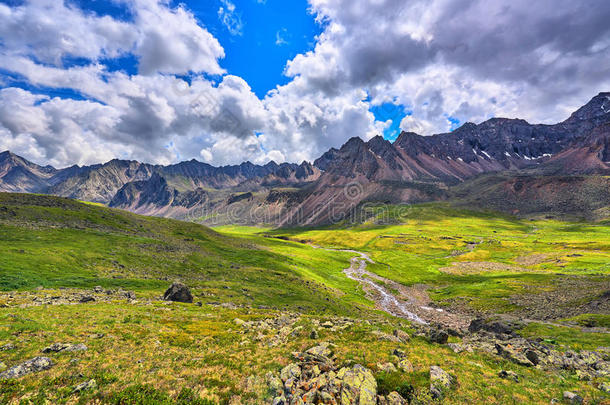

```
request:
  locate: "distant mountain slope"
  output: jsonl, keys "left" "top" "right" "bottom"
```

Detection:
{"left": 1, "top": 92, "right": 609, "bottom": 224}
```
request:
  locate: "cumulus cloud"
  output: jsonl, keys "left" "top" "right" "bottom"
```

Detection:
{"left": 0, "top": 0, "right": 609, "bottom": 167}
{"left": 290, "top": 0, "right": 610, "bottom": 132}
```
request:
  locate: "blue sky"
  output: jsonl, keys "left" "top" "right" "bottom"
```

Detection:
{"left": 0, "top": 0, "right": 607, "bottom": 167}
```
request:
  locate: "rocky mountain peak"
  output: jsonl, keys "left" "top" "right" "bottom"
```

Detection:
{"left": 565, "top": 92, "right": 610, "bottom": 123}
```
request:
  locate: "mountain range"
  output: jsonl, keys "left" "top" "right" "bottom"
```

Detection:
{"left": 2, "top": 92, "right": 609, "bottom": 225}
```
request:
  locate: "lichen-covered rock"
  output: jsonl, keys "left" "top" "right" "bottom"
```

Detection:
{"left": 0, "top": 357, "right": 53, "bottom": 379}
{"left": 377, "top": 362, "right": 397, "bottom": 373}
{"left": 305, "top": 343, "right": 333, "bottom": 358}
{"left": 495, "top": 343, "right": 533, "bottom": 367}
{"left": 337, "top": 364, "right": 377, "bottom": 405}
{"left": 392, "top": 329, "right": 410, "bottom": 343}
{"left": 266, "top": 372, "right": 283, "bottom": 397}
{"left": 371, "top": 331, "right": 401, "bottom": 343}
{"left": 386, "top": 391, "right": 408, "bottom": 404}
{"left": 0, "top": 343, "right": 15, "bottom": 351}
{"left": 280, "top": 363, "right": 301, "bottom": 381}
{"left": 42, "top": 343, "right": 87, "bottom": 353}
{"left": 429, "top": 366, "right": 454, "bottom": 399}
{"left": 73, "top": 379, "right": 97, "bottom": 393}
{"left": 396, "top": 358, "right": 414, "bottom": 373}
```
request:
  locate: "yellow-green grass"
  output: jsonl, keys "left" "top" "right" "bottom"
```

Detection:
{"left": 255, "top": 203, "right": 609, "bottom": 314}
{"left": 1, "top": 301, "right": 608, "bottom": 404}
{"left": 0, "top": 193, "right": 372, "bottom": 317}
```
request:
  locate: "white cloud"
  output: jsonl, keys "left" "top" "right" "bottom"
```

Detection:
{"left": 218, "top": 0, "right": 243, "bottom": 36}
{"left": 0, "top": 0, "right": 609, "bottom": 168}
{"left": 275, "top": 28, "right": 289, "bottom": 46}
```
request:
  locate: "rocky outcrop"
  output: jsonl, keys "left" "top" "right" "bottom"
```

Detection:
{"left": 268, "top": 343, "right": 379, "bottom": 405}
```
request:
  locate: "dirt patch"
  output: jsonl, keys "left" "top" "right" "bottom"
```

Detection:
{"left": 440, "top": 261, "right": 526, "bottom": 275}
{"left": 508, "top": 276, "right": 610, "bottom": 320}
{"left": 514, "top": 253, "right": 554, "bottom": 266}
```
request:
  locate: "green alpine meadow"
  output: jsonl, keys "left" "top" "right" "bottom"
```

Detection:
{"left": 0, "top": 193, "right": 608, "bottom": 404}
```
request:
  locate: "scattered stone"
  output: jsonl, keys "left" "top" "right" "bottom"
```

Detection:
{"left": 598, "top": 382, "right": 610, "bottom": 393}
{"left": 392, "top": 348, "right": 406, "bottom": 358}
{"left": 42, "top": 343, "right": 87, "bottom": 353}
{"left": 309, "top": 329, "right": 319, "bottom": 339}
{"left": 73, "top": 379, "right": 97, "bottom": 393}
{"left": 79, "top": 295, "right": 95, "bottom": 303}
{"left": 498, "top": 370, "right": 519, "bottom": 382}
{"left": 429, "top": 366, "right": 454, "bottom": 399}
{"left": 163, "top": 282, "right": 193, "bottom": 303}
{"left": 495, "top": 343, "right": 533, "bottom": 367}
{"left": 0, "top": 357, "right": 54, "bottom": 379}
{"left": 88, "top": 333, "right": 105, "bottom": 339}
{"left": 93, "top": 286, "right": 104, "bottom": 293}
{"left": 393, "top": 329, "right": 410, "bottom": 343}
{"left": 320, "top": 321, "right": 334, "bottom": 328}
{"left": 468, "top": 317, "right": 521, "bottom": 336}
{"left": 428, "top": 329, "right": 449, "bottom": 344}
{"left": 377, "top": 362, "right": 397, "bottom": 373}
{"left": 0, "top": 343, "right": 15, "bottom": 351}
{"left": 372, "top": 330, "right": 401, "bottom": 343}
{"left": 233, "top": 318, "right": 246, "bottom": 326}
{"left": 396, "top": 358, "right": 414, "bottom": 373}
{"left": 562, "top": 391, "right": 583, "bottom": 404}
{"left": 382, "top": 391, "right": 408, "bottom": 405}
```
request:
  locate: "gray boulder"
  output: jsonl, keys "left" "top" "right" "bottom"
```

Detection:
{"left": 163, "top": 282, "right": 193, "bottom": 303}
{"left": 0, "top": 357, "right": 54, "bottom": 379}
{"left": 562, "top": 391, "right": 583, "bottom": 404}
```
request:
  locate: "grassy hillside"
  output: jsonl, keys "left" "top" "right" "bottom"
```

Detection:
{"left": 0, "top": 193, "right": 367, "bottom": 316}
{"left": 0, "top": 194, "right": 608, "bottom": 404}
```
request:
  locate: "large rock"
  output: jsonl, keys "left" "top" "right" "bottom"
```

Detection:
{"left": 428, "top": 329, "right": 449, "bottom": 344}
{"left": 0, "top": 357, "right": 53, "bottom": 379}
{"left": 337, "top": 364, "right": 377, "bottom": 405}
{"left": 163, "top": 282, "right": 193, "bottom": 303}
{"left": 430, "top": 366, "right": 454, "bottom": 399}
